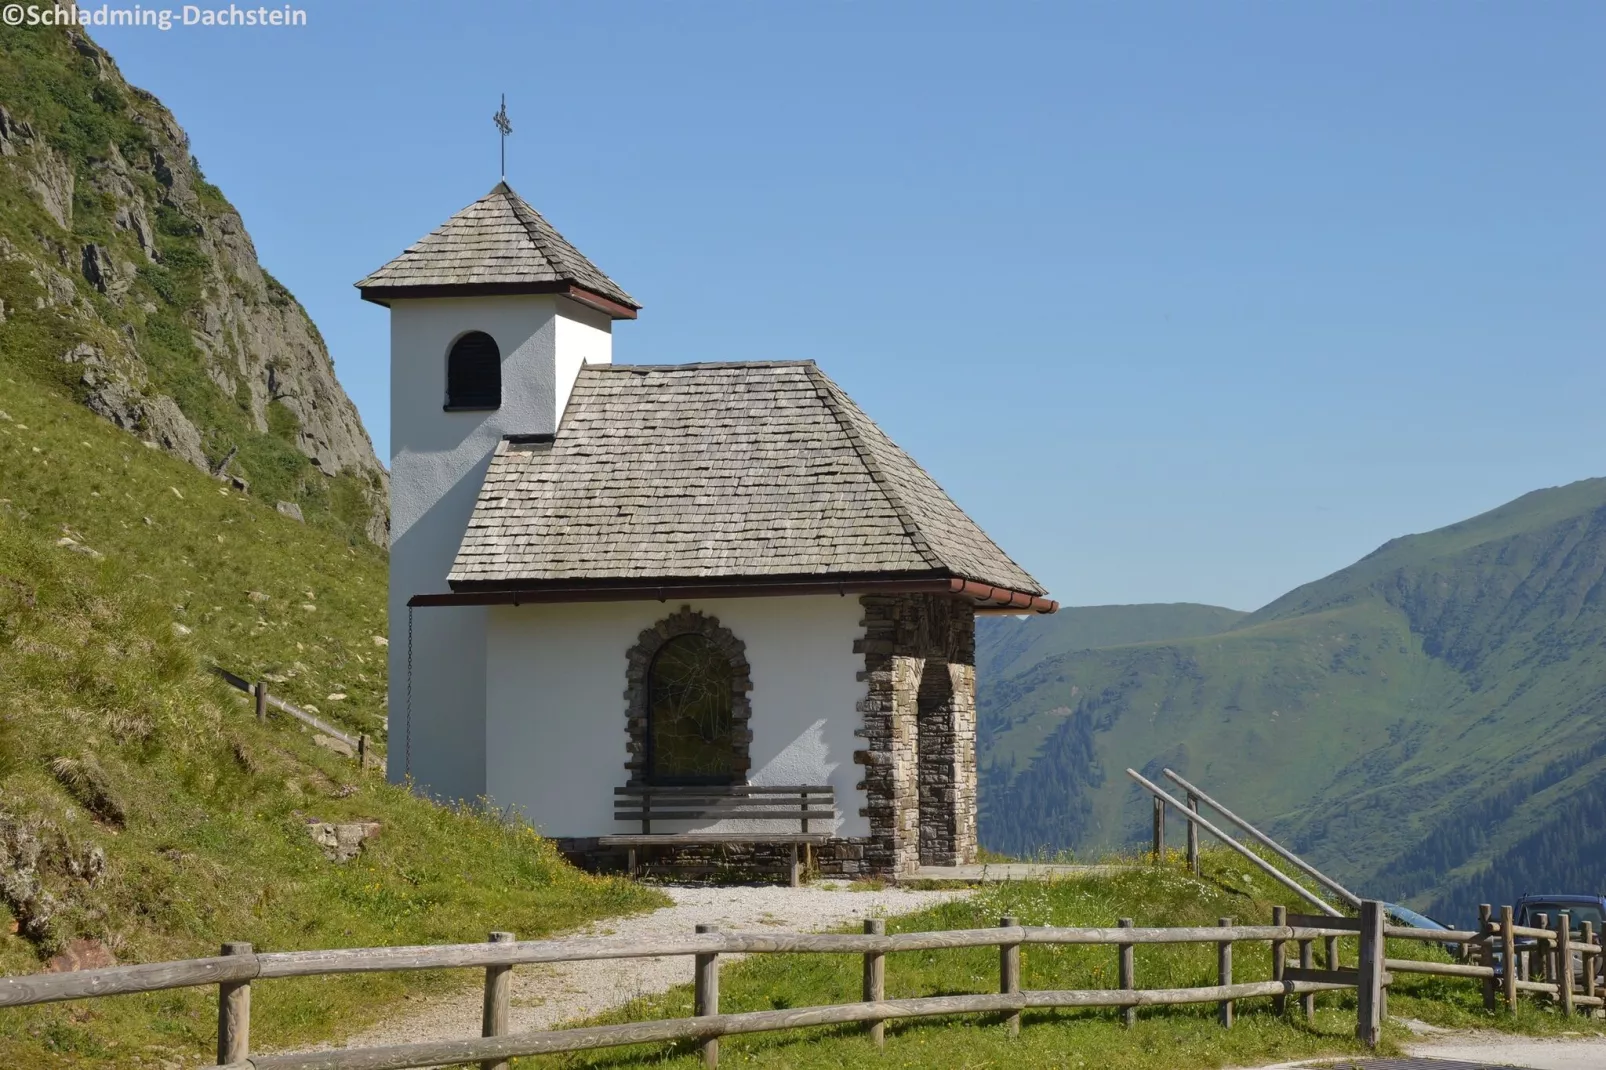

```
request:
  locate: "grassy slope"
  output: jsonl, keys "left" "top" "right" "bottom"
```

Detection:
{"left": 538, "top": 849, "right": 1601, "bottom": 1070}
{"left": 0, "top": 373, "right": 664, "bottom": 1068}
{"left": 979, "top": 480, "right": 1606, "bottom": 922}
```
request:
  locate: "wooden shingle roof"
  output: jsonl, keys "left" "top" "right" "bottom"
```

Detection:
{"left": 447, "top": 362, "right": 1048, "bottom": 599}
{"left": 355, "top": 183, "right": 638, "bottom": 317}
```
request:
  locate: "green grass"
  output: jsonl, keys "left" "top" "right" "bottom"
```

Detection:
{"left": 0, "top": 373, "right": 667, "bottom": 1067}
{"left": 525, "top": 851, "right": 1603, "bottom": 1070}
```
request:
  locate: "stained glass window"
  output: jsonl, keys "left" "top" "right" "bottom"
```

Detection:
{"left": 647, "top": 634, "right": 734, "bottom": 784}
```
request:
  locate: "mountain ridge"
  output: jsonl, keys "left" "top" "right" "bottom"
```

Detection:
{"left": 978, "top": 477, "right": 1606, "bottom": 922}
{"left": 0, "top": 24, "right": 387, "bottom": 543}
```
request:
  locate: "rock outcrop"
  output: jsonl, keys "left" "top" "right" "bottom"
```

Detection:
{"left": 0, "top": 26, "right": 388, "bottom": 543}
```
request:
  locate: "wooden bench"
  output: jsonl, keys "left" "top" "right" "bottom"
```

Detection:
{"left": 599, "top": 784, "right": 838, "bottom": 887}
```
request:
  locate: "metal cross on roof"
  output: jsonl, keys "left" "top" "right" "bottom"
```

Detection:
{"left": 493, "top": 94, "right": 512, "bottom": 180}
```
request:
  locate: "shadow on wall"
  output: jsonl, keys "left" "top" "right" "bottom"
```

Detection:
{"left": 705, "top": 719, "right": 843, "bottom": 835}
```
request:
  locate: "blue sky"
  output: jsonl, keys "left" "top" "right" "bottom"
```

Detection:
{"left": 93, "top": 2, "right": 1604, "bottom": 610}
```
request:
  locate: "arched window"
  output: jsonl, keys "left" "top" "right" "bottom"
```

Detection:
{"left": 445, "top": 331, "right": 501, "bottom": 410}
{"left": 647, "top": 633, "right": 735, "bottom": 784}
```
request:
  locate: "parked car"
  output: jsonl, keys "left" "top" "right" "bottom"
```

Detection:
{"left": 1383, "top": 902, "right": 1462, "bottom": 957}
{"left": 1491, "top": 893, "right": 1606, "bottom": 984}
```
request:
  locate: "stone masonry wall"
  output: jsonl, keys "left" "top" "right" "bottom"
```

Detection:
{"left": 853, "top": 594, "right": 977, "bottom": 875}
{"left": 555, "top": 837, "right": 875, "bottom": 879}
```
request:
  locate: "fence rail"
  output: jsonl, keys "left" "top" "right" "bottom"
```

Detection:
{"left": 2, "top": 898, "right": 1599, "bottom": 1069}
{"left": 210, "top": 666, "right": 370, "bottom": 762}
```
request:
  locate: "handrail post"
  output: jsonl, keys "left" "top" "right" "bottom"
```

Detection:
{"left": 1270, "top": 906, "right": 1286, "bottom": 1016}
{"left": 999, "top": 916, "right": 1021, "bottom": 1036}
{"left": 1584, "top": 921, "right": 1598, "bottom": 1009}
{"left": 1557, "top": 914, "right": 1574, "bottom": 1017}
{"left": 480, "top": 931, "right": 514, "bottom": 1070}
{"left": 1125, "top": 769, "right": 1339, "bottom": 915}
{"left": 1118, "top": 917, "right": 1135, "bottom": 1027}
{"left": 1501, "top": 905, "right": 1518, "bottom": 1010}
{"left": 1299, "top": 937, "right": 1315, "bottom": 1022}
{"left": 863, "top": 918, "right": 885, "bottom": 1048}
{"left": 1355, "top": 900, "right": 1383, "bottom": 1049}
{"left": 1185, "top": 793, "right": 1200, "bottom": 875}
{"left": 1217, "top": 917, "right": 1233, "bottom": 1028}
{"left": 1152, "top": 797, "right": 1165, "bottom": 863}
{"left": 254, "top": 681, "right": 268, "bottom": 723}
{"left": 1478, "top": 904, "right": 1496, "bottom": 1011}
{"left": 695, "top": 923, "right": 720, "bottom": 1069}
{"left": 216, "top": 941, "right": 251, "bottom": 1066}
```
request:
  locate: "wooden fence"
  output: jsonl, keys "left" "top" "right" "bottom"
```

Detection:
{"left": 210, "top": 666, "right": 373, "bottom": 766}
{"left": 1, "top": 898, "right": 1598, "bottom": 1069}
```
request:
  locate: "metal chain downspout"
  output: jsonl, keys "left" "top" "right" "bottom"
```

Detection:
{"left": 405, "top": 604, "right": 414, "bottom": 779}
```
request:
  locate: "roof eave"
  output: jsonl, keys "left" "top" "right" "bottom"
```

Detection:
{"left": 354, "top": 280, "right": 639, "bottom": 319}
{"left": 416, "top": 573, "right": 1055, "bottom": 613}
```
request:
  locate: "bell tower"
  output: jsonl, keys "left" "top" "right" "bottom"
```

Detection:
{"left": 358, "top": 182, "right": 638, "bottom": 801}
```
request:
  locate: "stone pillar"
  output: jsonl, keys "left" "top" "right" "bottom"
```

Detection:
{"left": 855, "top": 593, "right": 977, "bottom": 875}
{"left": 950, "top": 659, "right": 978, "bottom": 865}
{"left": 916, "top": 659, "right": 957, "bottom": 866}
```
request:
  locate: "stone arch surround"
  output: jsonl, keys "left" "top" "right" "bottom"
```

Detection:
{"left": 623, "top": 606, "right": 753, "bottom": 785}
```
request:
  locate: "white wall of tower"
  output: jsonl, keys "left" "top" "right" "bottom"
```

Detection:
{"left": 385, "top": 293, "right": 612, "bottom": 802}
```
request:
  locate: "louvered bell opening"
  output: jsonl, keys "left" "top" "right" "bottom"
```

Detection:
{"left": 445, "top": 331, "right": 501, "bottom": 410}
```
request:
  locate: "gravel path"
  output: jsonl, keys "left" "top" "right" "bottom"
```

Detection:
{"left": 1400, "top": 1031, "right": 1606, "bottom": 1069}
{"left": 340, "top": 881, "right": 972, "bottom": 1051}
{"left": 1244, "top": 1027, "right": 1606, "bottom": 1069}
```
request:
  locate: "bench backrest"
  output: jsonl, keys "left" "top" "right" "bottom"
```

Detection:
{"left": 614, "top": 784, "right": 837, "bottom": 834}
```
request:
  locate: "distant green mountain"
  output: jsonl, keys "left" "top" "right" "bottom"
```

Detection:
{"left": 977, "top": 603, "right": 1247, "bottom": 681}
{"left": 978, "top": 479, "right": 1606, "bottom": 924}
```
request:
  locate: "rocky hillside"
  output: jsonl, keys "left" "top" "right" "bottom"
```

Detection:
{"left": 0, "top": 24, "right": 386, "bottom": 544}
{"left": 978, "top": 479, "right": 1606, "bottom": 923}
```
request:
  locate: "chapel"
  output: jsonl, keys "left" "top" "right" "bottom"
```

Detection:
{"left": 360, "top": 183, "right": 1056, "bottom": 878}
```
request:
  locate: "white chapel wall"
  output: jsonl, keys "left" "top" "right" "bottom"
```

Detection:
{"left": 387, "top": 294, "right": 606, "bottom": 803}
{"left": 484, "top": 595, "right": 870, "bottom": 839}
{"left": 553, "top": 301, "right": 613, "bottom": 418}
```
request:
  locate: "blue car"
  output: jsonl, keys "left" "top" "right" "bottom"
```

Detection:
{"left": 1489, "top": 894, "right": 1606, "bottom": 984}
{"left": 1384, "top": 902, "right": 1461, "bottom": 956}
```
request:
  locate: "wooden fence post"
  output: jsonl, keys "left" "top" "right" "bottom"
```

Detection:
{"left": 1534, "top": 913, "right": 1550, "bottom": 988}
{"left": 1270, "top": 906, "right": 1286, "bottom": 1016}
{"left": 254, "top": 681, "right": 268, "bottom": 724}
{"left": 1118, "top": 917, "right": 1135, "bottom": 1027}
{"left": 481, "top": 931, "right": 514, "bottom": 1070}
{"left": 1478, "top": 904, "right": 1496, "bottom": 1011}
{"left": 1186, "top": 793, "right": 1200, "bottom": 875}
{"left": 863, "top": 918, "right": 885, "bottom": 1048}
{"left": 1217, "top": 917, "right": 1233, "bottom": 1028}
{"left": 1299, "top": 938, "right": 1315, "bottom": 1023}
{"left": 999, "top": 915, "right": 1021, "bottom": 1036}
{"left": 216, "top": 941, "right": 251, "bottom": 1066}
{"left": 695, "top": 923, "right": 720, "bottom": 1069}
{"left": 1152, "top": 797, "right": 1165, "bottom": 863}
{"left": 1557, "top": 914, "right": 1574, "bottom": 1017}
{"left": 1501, "top": 905, "right": 1518, "bottom": 1010}
{"left": 1355, "top": 900, "right": 1383, "bottom": 1049}
{"left": 1584, "top": 921, "right": 1598, "bottom": 1009}
{"left": 357, "top": 733, "right": 369, "bottom": 768}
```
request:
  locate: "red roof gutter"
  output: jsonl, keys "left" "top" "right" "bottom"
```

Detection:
{"left": 409, "top": 575, "right": 1056, "bottom": 614}
{"left": 950, "top": 578, "right": 1059, "bottom": 615}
